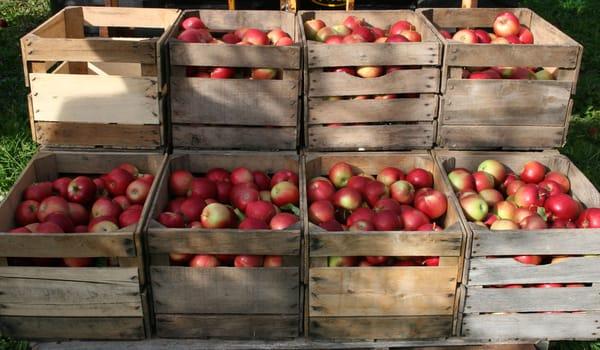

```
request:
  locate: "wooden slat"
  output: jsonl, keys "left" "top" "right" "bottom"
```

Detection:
{"left": 0, "top": 267, "right": 141, "bottom": 317}
{"left": 0, "top": 316, "right": 144, "bottom": 340}
{"left": 462, "top": 313, "right": 600, "bottom": 340}
{"left": 468, "top": 257, "right": 600, "bottom": 286}
{"left": 308, "top": 69, "right": 440, "bottom": 97}
{"left": 308, "top": 123, "right": 435, "bottom": 150}
{"left": 34, "top": 122, "right": 161, "bottom": 148}
{"left": 170, "top": 42, "right": 300, "bottom": 69}
{"left": 191, "top": 10, "right": 297, "bottom": 36}
{"left": 25, "top": 36, "right": 157, "bottom": 64}
{"left": 170, "top": 78, "right": 298, "bottom": 126}
{"left": 30, "top": 73, "right": 159, "bottom": 124}
{"left": 30, "top": 11, "right": 66, "bottom": 37}
{"left": 441, "top": 80, "right": 572, "bottom": 126}
{"left": 310, "top": 232, "right": 462, "bottom": 257}
{"left": 172, "top": 125, "right": 296, "bottom": 150}
{"left": 0, "top": 232, "right": 135, "bottom": 258}
{"left": 309, "top": 316, "right": 453, "bottom": 340}
{"left": 81, "top": 7, "right": 180, "bottom": 29}
{"left": 472, "top": 230, "right": 600, "bottom": 256}
{"left": 148, "top": 230, "right": 300, "bottom": 255}
{"left": 465, "top": 286, "right": 600, "bottom": 313}
{"left": 425, "top": 8, "right": 533, "bottom": 31}
{"left": 437, "top": 125, "right": 566, "bottom": 149}
{"left": 307, "top": 42, "right": 440, "bottom": 68}
{"left": 156, "top": 314, "right": 299, "bottom": 339}
{"left": 151, "top": 267, "right": 300, "bottom": 314}
{"left": 307, "top": 95, "right": 438, "bottom": 124}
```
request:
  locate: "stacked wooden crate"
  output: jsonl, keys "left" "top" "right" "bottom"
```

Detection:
{"left": 299, "top": 10, "right": 442, "bottom": 151}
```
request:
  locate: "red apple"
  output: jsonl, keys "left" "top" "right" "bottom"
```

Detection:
{"left": 348, "top": 220, "right": 375, "bottom": 231}
{"left": 386, "top": 34, "right": 409, "bottom": 43}
{"left": 477, "top": 159, "right": 507, "bottom": 185}
{"left": 304, "top": 19, "right": 326, "bottom": 40}
{"left": 538, "top": 180, "right": 562, "bottom": 197}
{"left": 472, "top": 171, "right": 495, "bottom": 192}
{"left": 24, "top": 182, "right": 53, "bottom": 202}
{"left": 504, "top": 34, "right": 521, "bottom": 44}
{"left": 374, "top": 198, "right": 402, "bottom": 215}
{"left": 230, "top": 167, "right": 254, "bottom": 185}
{"left": 513, "top": 207, "right": 535, "bottom": 224}
{"left": 309, "top": 200, "right": 335, "bottom": 224}
{"left": 346, "top": 207, "right": 375, "bottom": 226}
{"left": 180, "top": 197, "right": 207, "bottom": 222}
{"left": 377, "top": 167, "right": 404, "bottom": 187}
{"left": 342, "top": 34, "right": 366, "bottom": 44}
{"left": 389, "top": 20, "right": 415, "bottom": 35}
{"left": 324, "top": 35, "right": 344, "bottom": 44}
{"left": 439, "top": 30, "right": 452, "bottom": 39}
{"left": 399, "top": 30, "right": 421, "bottom": 42}
{"left": 190, "top": 255, "right": 220, "bottom": 268}
{"left": 267, "top": 28, "right": 290, "bottom": 44}
{"left": 389, "top": 180, "right": 415, "bottom": 204}
{"left": 363, "top": 181, "right": 389, "bottom": 207}
{"left": 34, "top": 221, "right": 64, "bottom": 233}
{"left": 316, "top": 26, "right": 336, "bottom": 42}
{"left": 178, "top": 28, "right": 212, "bottom": 43}
{"left": 37, "top": 196, "right": 69, "bottom": 222}
{"left": 364, "top": 256, "right": 388, "bottom": 266}
{"left": 319, "top": 219, "right": 344, "bottom": 232}
{"left": 328, "top": 162, "right": 353, "bottom": 188}
{"left": 201, "top": 203, "right": 233, "bottom": 229}
{"left": 275, "top": 36, "right": 294, "bottom": 46}
{"left": 215, "top": 181, "right": 233, "bottom": 204}
{"left": 264, "top": 255, "right": 282, "bottom": 267}
{"left": 94, "top": 177, "right": 108, "bottom": 197}
{"left": 234, "top": 255, "right": 263, "bottom": 267}
{"left": 373, "top": 210, "right": 402, "bottom": 231}
{"left": 106, "top": 168, "right": 134, "bottom": 197}
{"left": 207, "top": 168, "right": 230, "bottom": 183}
{"left": 351, "top": 26, "right": 374, "bottom": 42}
{"left": 470, "top": 69, "right": 502, "bottom": 79}
{"left": 118, "top": 163, "right": 139, "bottom": 177}
{"left": 414, "top": 189, "right": 447, "bottom": 219}
{"left": 246, "top": 200, "right": 277, "bottom": 223}
{"left": 418, "top": 223, "right": 443, "bottom": 231}
{"left": 91, "top": 198, "right": 121, "bottom": 220}
{"left": 576, "top": 208, "right": 600, "bottom": 228}
{"left": 251, "top": 68, "right": 278, "bottom": 80}
{"left": 181, "top": 16, "right": 206, "bottom": 30}
{"left": 15, "top": 200, "right": 39, "bottom": 226}
{"left": 343, "top": 15, "right": 364, "bottom": 30}
{"left": 230, "top": 184, "right": 260, "bottom": 211}
{"left": 44, "top": 212, "right": 74, "bottom": 233}
{"left": 513, "top": 255, "right": 542, "bottom": 265}
{"left": 222, "top": 32, "right": 240, "bottom": 44}
{"left": 518, "top": 27, "right": 534, "bottom": 44}
{"left": 271, "top": 169, "right": 299, "bottom": 187}
{"left": 63, "top": 257, "right": 94, "bottom": 267}
{"left": 536, "top": 283, "right": 564, "bottom": 288}
{"left": 544, "top": 194, "right": 580, "bottom": 221}
{"left": 520, "top": 214, "right": 548, "bottom": 230}
{"left": 170, "top": 170, "right": 194, "bottom": 197}
{"left": 506, "top": 179, "right": 525, "bottom": 197}
{"left": 479, "top": 189, "right": 504, "bottom": 206}
{"left": 239, "top": 217, "right": 269, "bottom": 230}
{"left": 242, "top": 28, "right": 269, "bottom": 45}
{"left": 520, "top": 161, "right": 546, "bottom": 184}
{"left": 448, "top": 169, "right": 475, "bottom": 192}
{"left": 473, "top": 29, "right": 491, "bottom": 43}
{"left": 356, "top": 66, "right": 383, "bottom": 78}
{"left": 249, "top": 171, "right": 270, "bottom": 191}
{"left": 544, "top": 171, "right": 570, "bottom": 193}
{"left": 210, "top": 67, "right": 236, "bottom": 79}
{"left": 119, "top": 208, "right": 142, "bottom": 228}
{"left": 159, "top": 211, "right": 185, "bottom": 228}
{"left": 66, "top": 176, "right": 96, "bottom": 204}
{"left": 490, "top": 219, "right": 519, "bottom": 230}
{"left": 270, "top": 213, "right": 299, "bottom": 230}
{"left": 88, "top": 216, "right": 119, "bottom": 233}
{"left": 124, "top": 179, "right": 150, "bottom": 205}
{"left": 167, "top": 197, "right": 185, "bottom": 214}
{"left": 346, "top": 175, "right": 372, "bottom": 193}
{"left": 493, "top": 201, "right": 517, "bottom": 221}
{"left": 271, "top": 181, "right": 299, "bottom": 207}
{"left": 67, "top": 202, "right": 88, "bottom": 226}
{"left": 400, "top": 207, "right": 430, "bottom": 230}
{"left": 52, "top": 177, "right": 71, "bottom": 199}
{"left": 406, "top": 168, "right": 433, "bottom": 189}
{"left": 453, "top": 29, "right": 478, "bottom": 43}
{"left": 514, "top": 184, "right": 545, "bottom": 208}
{"left": 551, "top": 218, "right": 576, "bottom": 229}
{"left": 308, "top": 177, "right": 335, "bottom": 203}
{"left": 333, "top": 187, "right": 362, "bottom": 210}
{"left": 188, "top": 178, "right": 217, "bottom": 200}
{"left": 493, "top": 12, "right": 521, "bottom": 37}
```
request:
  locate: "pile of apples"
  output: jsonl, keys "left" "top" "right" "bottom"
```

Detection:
{"left": 308, "top": 161, "right": 449, "bottom": 267}
{"left": 159, "top": 167, "right": 301, "bottom": 268}
{"left": 443, "top": 12, "right": 555, "bottom": 81}
{"left": 9, "top": 163, "right": 154, "bottom": 267}
{"left": 177, "top": 16, "right": 294, "bottom": 80}
{"left": 448, "top": 159, "right": 600, "bottom": 230}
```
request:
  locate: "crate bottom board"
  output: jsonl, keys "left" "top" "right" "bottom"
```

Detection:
{"left": 0, "top": 316, "right": 145, "bottom": 340}
{"left": 307, "top": 123, "right": 436, "bottom": 151}
{"left": 437, "top": 125, "right": 567, "bottom": 150}
{"left": 309, "top": 316, "right": 453, "bottom": 340}
{"left": 155, "top": 314, "right": 300, "bottom": 339}
{"left": 462, "top": 312, "right": 600, "bottom": 340}
{"left": 172, "top": 125, "right": 297, "bottom": 150}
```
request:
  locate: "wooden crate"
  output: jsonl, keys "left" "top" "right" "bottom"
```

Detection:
{"left": 304, "top": 152, "right": 465, "bottom": 340}
{"left": 168, "top": 10, "right": 301, "bottom": 151}
{"left": 434, "top": 150, "right": 600, "bottom": 340}
{"left": 299, "top": 11, "right": 442, "bottom": 151}
{"left": 145, "top": 151, "right": 303, "bottom": 338}
{"left": 21, "top": 6, "right": 180, "bottom": 150}
{"left": 419, "top": 8, "right": 583, "bottom": 150}
{"left": 0, "top": 150, "right": 167, "bottom": 340}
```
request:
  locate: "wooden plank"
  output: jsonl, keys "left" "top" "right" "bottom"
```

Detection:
{"left": 437, "top": 125, "right": 566, "bottom": 149}
{"left": 465, "top": 286, "right": 600, "bottom": 313}
{"left": 307, "top": 42, "right": 440, "bottom": 67}
{"left": 170, "top": 42, "right": 300, "bottom": 69}
{"left": 308, "top": 123, "right": 435, "bottom": 150}
{"left": 148, "top": 230, "right": 300, "bottom": 255}
{"left": 441, "top": 80, "right": 572, "bottom": 126}
{"left": 308, "top": 69, "right": 440, "bottom": 97}
{"left": 156, "top": 314, "right": 299, "bottom": 339}
{"left": 462, "top": 313, "right": 600, "bottom": 340}
{"left": 0, "top": 232, "right": 136, "bottom": 258}
{"left": 472, "top": 230, "right": 600, "bottom": 256}
{"left": 468, "top": 257, "right": 600, "bottom": 286}
{"left": 172, "top": 125, "right": 296, "bottom": 150}
{"left": 30, "top": 74, "right": 159, "bottom": 124}
{"left": 151, "top": 267, "right": 300, "bottom": 314}
{"left": 89, "top": 62, "right": 142, "bottom": 76}
{"left": 190, "top": 10, "right": 297, "bottom": 37}
{"left": 81, "top": 7, "right": 180, "bottom": 29}
{"left": 34, "top": 122, "right": 161, "bottom": 148}
{"left": 25, "top": 36, "right": 157, "bottom": 64}
{"left": 310, "top": 232, "right": 462, "bottom": 257}
{"left": 30, "top": 11, "right": 66, "bottom": 38}
{"left": 170, "top": 77, "right": 298, "bottom": 126}
{"left": 63, "top": 7, "right": 88, "bottom": 75}
{"left": 425, "top": 8, "right": 534, "bottom": 31}
{"left": 307, "top": 95, "right": 438, "bottom": 124}
{"left": 309, "top": 316, "right": 453, "bottom": 340}
{"left": 0, "top": 316, "right": 144, "bottom": 340}
{"left": 0, "top": 267, "right": 141, "bottom": 317}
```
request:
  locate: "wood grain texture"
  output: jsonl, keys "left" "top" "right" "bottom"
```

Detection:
{"left": 310, "top": 316, "right": 453, "bottom": 340}
{"left": 170, "top": 42, "right": 300, "bottom": 69}
{"left": 186, "top": 10, "right": 297, "bottom": 36}
{"left": 310, "top": 232, "right": 462, "bottom": 257}
{"left": 0, "top": 316, "right": 144, "bottom": 340}
{"left": 34, "top": 122, "right": 161, "bottom": 148}
{"left": 307, "top": 95, "right": 438, "bottom": 124}
{"left": 462, "top": 312, "right": 600, "bottom": 340}
{"left": 156, "top": 314, "right": 299, "bottom": 339}
{"left": 172, "top": 125, "right": 296, "bottom": 150}
{"left": 437, "top": 125, "right": 566, "bottom": 149}
{"left": 464, "top": 285, "right": 600, "bottom": 313}
{"left": 80, "top": 7, "right": 180, "bottom": 29}
{"left": 468, "top": 257, "right": 600, "bottom": 286}
{"left": 307, "top": 42, "right": 440, "bottom": 68}
{"left": 307, "top": 123, "right": 435, "bottom": 150}
{"left": 170, "top": 77, "right": 298, "bottom": 126}
{"left": 441, "top": 80, "right": 572, "bottom": 126}
{"left": 308, "top": 69, "right": 440, "bottom": 97}
{"left": 148, "top": 230, "right": 300, "bottom": 255}
{"left": 151, "top": 267, "right": 300, "bottom": 314}
{"left": 0, "top": 267, "right": 141, "bottom": 317}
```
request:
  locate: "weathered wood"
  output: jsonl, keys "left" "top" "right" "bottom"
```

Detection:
{"left": 148, "top": 230, "right": 300, "bottom": 255}
{"left": 308, "top": 69, "right": 440, "bottom": 97}
{"left": 183, "top": 10, "right": 297, "bottom": 36}
{"left": 0, "top": 267, "right": 142, "bottom": 317}
{"left": 30, "top": 74, "right": 159, "bottom": 125}
{"left": 462, "top": 313, "right": 600, "bottom": 340}
{"left": 151, "top": 267, "right": 300, "bottom": 314}
{"left": 307, "top": 95, "right": 438, "bottom": 124}
{"left": 468, "top": 257, "right": 600, "bottom": 286}
{"left": 0, "top": 316, "right": 144, "bottom": 340}
{"left": 172, "top": 125, "right": 297, "bottom": 150}
{"left": 465, "top": 285, "right": 600, "bottom": 313}
{"left": 80, "top": 7, "right": 180, "bottom": 29}
{"left": 310, "top": 316, "right": 453, "bottom": 340}
{"left": 437, "top": 125, "right": 566, "bottom": 150}
{"left": 156, "top": 314, "right": 299, "bottom": 339}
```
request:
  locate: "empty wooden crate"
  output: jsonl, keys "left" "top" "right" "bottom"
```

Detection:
{"left": 21, "top": 6, "right": 180, "bottom": 149}
{"left": 420, "top": 8, "right": 583, "bottom": 149}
